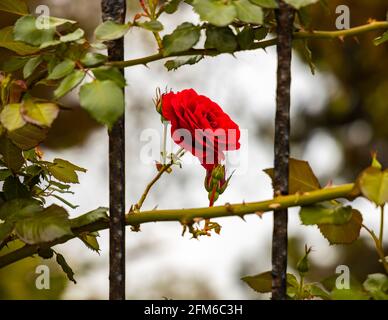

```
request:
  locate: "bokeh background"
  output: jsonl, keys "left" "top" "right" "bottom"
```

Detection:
{"left": 0, "top": 0, "right": 387, "bottom": 299}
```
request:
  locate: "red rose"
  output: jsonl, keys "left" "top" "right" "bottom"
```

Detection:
{"left": 161, "top": 89, "right": 240, "bottom": 171}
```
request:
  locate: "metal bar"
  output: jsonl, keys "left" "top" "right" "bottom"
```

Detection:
{"left": 101, "top": 0, "right": 127, "bottom": 300}
{"left": 272, "top": 0, "right": 295, "bottom": 300}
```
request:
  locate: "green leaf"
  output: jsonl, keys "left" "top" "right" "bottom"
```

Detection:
{"left": 94, "top": 21, "right": 130, "bottom": 41}
{"left": 284, "top": 0, "right": 319, "bottom": 9}
{"left": 1, "top": 56, "right": 30, "bottom": 72}
{"left": 0, "top": 169, "right": 12, "bottom": 181}
{"left": 47, "top": 59, "right": 76, "bottom": 80}
{"left": 237, "top": 27, "right": 255, "bottom": 50}
{"left": 23, "top": 56, "right": 43, "bottom": 79}
{"left": 79, "top": 80, "right": 124, "bottom": 129}
{"left": 193, "top": 0, "right": 237, "bottom": 27}
{"left": 264, "top": 158, "right": 321, "bottom": 194}
{"left": 248, "top": 0, "right": 278, "bottom": 8}
{"left": 330, "top": 288, "right": 370, "bottom": 300}
{"left": 241, "top": 271, "right": 272, "bottom": 293}
{"left": 0, "top": 26, "right": 40, "bottom": 55}
{"left": 15, "top": 204, "right": 72, "bottom": 244}
{"left": 0, "top": 137, "right": 24, "bottom": 172}
{"left": 205, "top": 26, "right": 238, "bottom": 53}
{"left": 374, "top": 31, "right": 388, "bottom": 46}
{"left": 14, "top": 15, "right": 56, "bottom": 46}
{"left": 0, "top": 198, "right": 41, "bottom": 221}
{"left": 139, "top": 20, "right": 164, "bottom": 32}
{"left": 162, "top": 22, "right": 201, "bottom": 56}
{"left": 299, "top": 202, "right": 353, "bottom": 225}
{"left": 8, "top": 124, "right": 48, "bottom": 150}
{"left": 305, "top": 284, "right": 331, "bottom": 300}
{"left": 164, "top": 0, "right": 182, "bottom": 13}
{"left": 363, "top": 274, "right": 388, "bottom": 300}
{"left": 357, "top": 167, "right": 388, "bottom": 206}
{"left": 3, "top": 176, "right": 30, "bottom": 200}
{"left": 0, "top": 0, "right": 29, "bottom": 15}
{"left": 60, "top": 28, "right": 85, "bottom": 43}
{"left": 242, "top": 271, "right": 300, "bottom": 295}
{"left": 21, "top": 100, "right": 59, "bottom": 128}
{"left": 92, "top": 67, "right": 126, "bottom": 88}
{"left": 55, "top": 252, "right": 76, "bottom": 284}
{"left": 234, "top": 0, "right": 264, "bottom": 24}
{"left": 80, "top": 53, "right": 107, "bottom": 68}
{"left": 78, "top": 232, "right": 100, "bottom": 253}
{"left": 318, "top": 209, "right": 363, "bottom": 245}
{"left": 0, "top": 103, "right": 26, "bottom": 131}
{"left": 164, "top": 55, "right": 204, "bottom": 71}
{"left": 47, "top": 158, "right": 86, "bottom": 184}
{"left": 45, "top": 17, "right": 76, "bottom": 28}
{"left": 54, "top": 70, "right": 85, "bottom": 99}
{"left": 70, "top": 207, "right": 109, "bottom": 229}
{"left": 0, "top": 220, "right": 14, "bottom": 245}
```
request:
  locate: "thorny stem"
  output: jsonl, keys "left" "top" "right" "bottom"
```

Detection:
{"left": 380, "top": 205, "right": 385, "bottom": 245}
{"left": 135, "top": 148, "right": 185, "bottom": 210}
{"left": 106, "top": 21, "right": 388, "bottom": 69}
{"left": 0, "top": 183, "right": 355, "bottom": 269}
{"left": 362, "top": 223, "right": 388, "bottom": 274}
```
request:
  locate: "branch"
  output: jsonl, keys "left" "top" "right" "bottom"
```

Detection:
{"left": 272, "top": 0, "right": 294, "bottom": 300}
{"left": 106, "top": 21, "right": 388, "bottom": 69}
{"left": 0, "top": 183, "right": 355, "bottom": 269}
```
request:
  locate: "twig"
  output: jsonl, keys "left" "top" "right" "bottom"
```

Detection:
{"left": 0, "top": 183, "right": 355, "bottom": 269}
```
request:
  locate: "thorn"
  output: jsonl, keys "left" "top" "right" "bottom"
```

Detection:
{"left": 225, "top": 202, "right": 234, "bottom": 213}
{"left": 238, "top": 214, "right": 246, "bottom": 222}
{"left": 255, "top": 211, "right": 264, "bottom": 219}
{"left": 353, "top": 36, "right": 360, "bottom": 44}
{"left": 152, "top": 205, "right": 158, "bottom": 211}
{"left": 324, "top": 180, "right": 333, "bottom": 188}
{"left": 338, "top": 35, "right": 345, "bottom": 43}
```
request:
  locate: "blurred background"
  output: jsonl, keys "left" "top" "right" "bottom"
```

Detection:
{"left": 0, "top": 0, "right": 387, "bottom": 299}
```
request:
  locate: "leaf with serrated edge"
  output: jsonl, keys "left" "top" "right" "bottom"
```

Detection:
{"left": 264, "top": 158, "right": 320, "bottom": 194}
{"left": 15, "top": 204, "right": 72, "bottom": 244}
{"left": 318, "top": 209, "right": 363, "bottom": 245}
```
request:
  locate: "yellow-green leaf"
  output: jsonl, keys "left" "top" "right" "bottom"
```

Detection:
{"left": 0, "top": 103, "right": 26, "bottom": 131}
{"left": 0, "top": 0, "right": 29, "bottom": 15}
{"left": 0, "top": 26, "right": 39, "bottom": 55}
{"left": 21, "top": 100, "right": 59, "bottom": 128}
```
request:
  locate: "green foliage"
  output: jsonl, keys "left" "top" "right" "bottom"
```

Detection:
{"left": 357, "top": 166, "right": 388, "bottom": 206}
{"left": 13, "top": 15, "right": 56, "bottom": 47}
{"left": 0, "top": 26, "right": 40, "bottom": 55}
{"left": 249, "top": 0, "right": 277, "bottom": 8}
{"left": 374, "top": 31, "right": 388, "bottom": 46}
{"left": 162, "top": 23, "right": 201, "bottom": 56}
{"left": 299, "top": 202, "right": 353, "bottom": 225}
{"left": 54, "top": 70, "right": 85, "bottom": 99}
{"left": 47, "top": 158, "right": 87, "bottom": 184}
{"left": 318, "top": 209, "right": 363, "bottom": 245}
{"left": 79, "top": 80, "right": 125, "bottom": 129}
{"left": 55, "top": 252, "right": 76, "bottom": 284}
{"left": 234, "top": 0, "right": 263, "bottom": 24}
{"left": 14, "top": 205, "right": 72, "bottom": 244}
{"left": 80, "top": 53, "right": 107, "bottom": 68}
{"left": 193, "top": 0, "right": 237, "bottom": 27}
{"left": 284, "top": 0, "right": 319, "bottom": 9}
{"left": 0, "top": 0, "right": 29, "bottom": 16}
{"left": 164, "top": 56, "right": 204, "bottom": 71}
{"left": 264, "top": 158, "right": 320, "bottom": 194}
{"left": 205, "top": 26, "right": 238, "bottom": 53}
{"left": 139, "top": 20, "right": 164, "bottom": 32}
{"left": 47, "top": 59, "right": 76, "bottom": 80}
{"left": 91, "top": 67, "right": 126, "bottom": 88}
{"left": 94, "top": 21, "right": 130, "bottom": 41}
{"left": 164, "top": 0, "right": 182, "bottom": 14}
